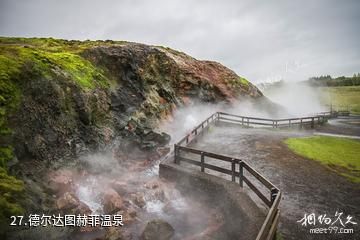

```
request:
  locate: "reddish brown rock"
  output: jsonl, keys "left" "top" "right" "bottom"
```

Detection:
{"left": 110, "top": 181, "right": 129, "bottom": 196}
{"left": 102, "top": 188, "right": 124, "bottom": 214}
{"left": 131, "top": 193, "right": 146, "bottom": 208}
{"left": 56, "top": 192, "right": 80, "bottom": 210}
{"left": 48, "top": 169, "right": 74, "bottom": 195}
{"left": 140, "top": 219, "right": 174, "bottom": 240}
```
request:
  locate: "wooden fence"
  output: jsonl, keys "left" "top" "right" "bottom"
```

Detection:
{"left": 173, "top": 110, "right": 346, "bottom": 240}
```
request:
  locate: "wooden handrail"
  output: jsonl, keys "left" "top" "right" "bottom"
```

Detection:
{"left": 172, "top": 110, "right": 349, "bottom": 239}
{"left": 175, "top": 144, "right": 281, "bottom": 239}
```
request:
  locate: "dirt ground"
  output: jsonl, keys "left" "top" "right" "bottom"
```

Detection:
{"left": 183, "top": 118, "right": 360, "bottom": 240}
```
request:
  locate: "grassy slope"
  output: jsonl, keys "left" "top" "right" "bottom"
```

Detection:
{"left": 284, "top": 136, "right": 360, "bottom": 182}
{"left": 320, "top": 86, "right": 360, "bottom": 114}
{"left": 0, "top": 37, "right": 116, "bottom": 233}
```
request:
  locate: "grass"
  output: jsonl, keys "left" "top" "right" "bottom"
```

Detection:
{"left": 284, "top": 136, "right": 360, "bottom": 182}
{"left": 239, "top": 77, "right": 250, "bottom": 86}
{"left": 320, "top": 86, "right": 360, "bottom": 114}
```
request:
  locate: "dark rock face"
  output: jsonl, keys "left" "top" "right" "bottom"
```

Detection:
{"left": 140, "top": 219, "right": 175, "bottom": 240}
{"left": 11, "top": 73, "right": 111, "bottom": 162}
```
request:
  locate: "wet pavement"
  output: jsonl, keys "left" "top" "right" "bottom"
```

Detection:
{"left": 182, "top": 118, "right": 360, "bottom": 240}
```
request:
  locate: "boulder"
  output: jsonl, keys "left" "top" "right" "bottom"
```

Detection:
{"left": 105, "top": 227, "right": 125, "bottom": 240}
{"left": 47, "top": 169, "right": 74, "bottom": 194}
{"left": 131, "top": 193, "right": 146, "bottom": 208}
{"left": 74, "top": 201, "right": 92, "bottom": 215}
{"left": 56, "top": 192, "right": 80, "bottom": 210}
{"left": 102, "top": 188, "right": 124, "bottom": 214}
{"left": 110, "top": 180, "right": 130, "bottom": 196}
{"left": 140, "top": 219, "right": 175, "bottom": 240}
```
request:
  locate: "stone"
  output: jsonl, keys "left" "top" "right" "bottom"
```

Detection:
{"left": 74, "top": 201, "right": 92, "bottom": 215}
{"left": 102, "top": 188, "right": 124, "bottom": 214}
{"left": 47, "top": 169, "right": 74, "bottom": 195}
{"left": 56, "top": 192, "right": 80, "bottom": 210}
{"left": 105, "top": 227, "right": 125, "bottom": 240}
{"left": 131, "top": 193, "right": 146, "bottom": 208}
{"left": 140, "top": 219, "right": 175, "bottom": 240}
{"left": 110, "top": 180, "right": 129, "bottom": 195}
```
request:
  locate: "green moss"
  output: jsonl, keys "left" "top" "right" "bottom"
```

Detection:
{"left": 0, "top": 37, "right": 128, "bottom": 53}
{"left": 0, "top": 37, "right": 113, "bottom": 91}
{"left": 239, "top": 77, "right": 250, "bottom": 86}
{"left": 0, "top": 147, "right": 24, "bottom": 235}
{"left": 225, "top": 76, "right": 250, "bottom": 89}
{"left": 41, "top": 51, "right": 109, "bottom": 89}
{"left": 0, "top": 147, "right": 13, "bottom": 168}
{"left": 0, "top": 167, "right": 25, "bottom": 236}
{"left": 284, "top": 136, "right": 360, "bottom": 182}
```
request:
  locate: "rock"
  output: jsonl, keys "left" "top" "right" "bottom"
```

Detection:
{"left": 47, "top": 169, "right": 74, "bottom": 195}
{"left": 131, "top": 193, "right": 146, "bottom": 208}
{"left": 110, "top": 181, "right": 129, "bottom": 196}
{"left": 156, "top": 147, "right": 170, "bottom": 157}
{"left": 121, "top": 207, "right": 137, "bottom": 224}
{"left": 56, "top": 192, "right": 80, "bottom": 210}
{"left": 140, "top": 219, "right": 175, "bottom": 240}
{"left": 102, "top": 188, "right": 124, "bottom": 214}
{"left": 144, "top": 179, "right": 161, "bottom": 189}
{"left": 105, "top": 227, "right": 125, "bottom": 240}
{"left": 74, "top": 201, "right": 92, "bottom": 215}
{"left": 141, "top": 131, "right": 171, "bottom": 150}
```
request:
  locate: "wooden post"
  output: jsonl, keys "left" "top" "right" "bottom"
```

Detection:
{"left": 311, "top": 117, "right": 314, "bottom": 128}
{"left": 231, "top": 159, "right": 235, "bottom": 182}
{"left": 242, "top": 117, "right": 244, "bottom": 125}
{"left": 275, "top": 121, "right": 278, "bottom": 128}
{"left": 247, "top": 118, "right": 250, "bottom": 126}
{"left": 201, "top": 152, "right": 205, "bottom": 172}
{"left": 239, "top": 162, "right": 243, "bottom": 187}
{"left": 288, "top": 119, "right": 291, "bottom": 127}
{"left": 174, "top": 144, "right": 178, "bottom": 164}
{"left": 300, "top": 119, "right": 303, "bottom": 129}
{"left": 271, "top": 188, "right": 278, "bottom": 204}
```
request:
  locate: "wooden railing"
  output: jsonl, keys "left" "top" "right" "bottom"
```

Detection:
{"left": 217, "top": 111, "right": 341, "bottom": 129}
{"left": 173, "top": 110, "right": 347, "bottom": 239}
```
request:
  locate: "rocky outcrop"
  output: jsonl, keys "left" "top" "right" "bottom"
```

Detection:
{"left": 0, "top": 38, "right": 263, "bottom": 166}
{"left": 0, "top": 37, "right": 266, "bottom": 236}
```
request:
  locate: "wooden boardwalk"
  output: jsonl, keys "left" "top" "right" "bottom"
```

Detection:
{"left": 170, "top": 110, "right": 348, "bottom": 240}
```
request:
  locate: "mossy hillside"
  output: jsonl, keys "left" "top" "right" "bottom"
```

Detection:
{"left": 0, "top": 46, "right": 110, "bottom": 90}
{"left": 0, "top": 37, "right": 128, "bottom": 54}
{"left": 0, "top": 52, "right": 25, "bottom": 232}
{"left": 0, "top": 38, "right": 114, "bottom": 158}
{"left": 0, "top": 37, "right": 116, "bottom": 233}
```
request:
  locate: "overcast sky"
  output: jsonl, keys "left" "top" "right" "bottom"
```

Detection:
{"left": 1, "top": 0, "right": 359, "bottom": 83}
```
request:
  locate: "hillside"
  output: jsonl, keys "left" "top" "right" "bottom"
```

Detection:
{"left": 0, "top": 37, "right": 266, "bottom": 237}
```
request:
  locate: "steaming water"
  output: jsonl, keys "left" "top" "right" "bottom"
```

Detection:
{"left": 75, "top": 177, "right": 103, "bottom": 213}
{"left": 261, "top": 82, "right": 328, "bottom": 116}
{"left": 145, "top": 200, "right": 165, "bottom": 214}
